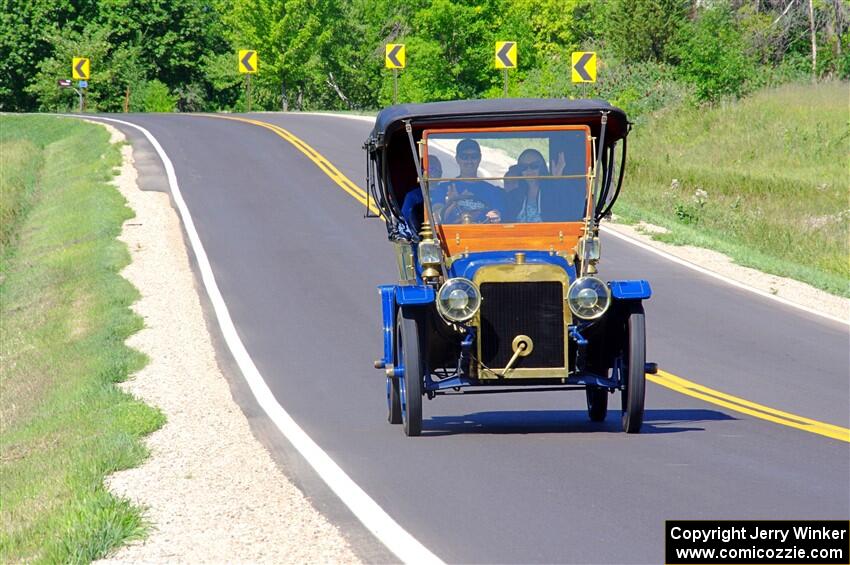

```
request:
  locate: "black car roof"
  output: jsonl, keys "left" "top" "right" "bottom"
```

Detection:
{"left": 369, "top": 98, "right": 629, "bottom": 147}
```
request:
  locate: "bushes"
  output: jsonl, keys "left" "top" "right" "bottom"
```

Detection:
{"left": 517, "top": 51, "right": 690, "bottom": 120}
{"left": 671, "top": 5, "right": 757, "bottom": 102}
{"left": 129, "top": 80, "right": 177, "bottom": 113}
{"left": 602, "top": 0, "right": 690, "bottom": 62}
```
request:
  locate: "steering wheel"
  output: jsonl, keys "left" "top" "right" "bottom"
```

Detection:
{"left": 442, "top": 195, "right": 494, "bottom": 224}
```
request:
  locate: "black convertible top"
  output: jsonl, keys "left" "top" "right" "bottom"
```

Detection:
{"left": 368, "top": 98, "right": 629, "bottom": 148}
{"left": 364, "top": 98, "right": 630, "bottom": 234}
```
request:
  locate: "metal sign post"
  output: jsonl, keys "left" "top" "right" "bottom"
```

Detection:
{"left": 58, "top": 79, "right": 83, "bottom": 113}
{"left": 393, "top": 69, "right": 398, "bottom": 104}
{"left": 238, "top": 50, "right": 258, "bottom": 112}
{"left": 78, "top": 80, "right": 88, "bottom": 112}
{"left": 385, "top": 44, "right": 405, "bottom": 104}
{"left": 495, "top": 41, "right": 517, "bottom": 98}
{"left": 71, "top": 58, "right": 90, "bottom": 112}
{"left": 246, "top": 74, "right": 252, "bottom": 112}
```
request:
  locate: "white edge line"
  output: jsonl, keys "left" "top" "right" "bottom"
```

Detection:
{"left": 329, "top": 113, "right": 846, "bottom": 327}
{"left": 599, "top": 225, "right": 849, "bottom": 326}
{"left": 69, "top": 114, "right": 443, "bottom": 565}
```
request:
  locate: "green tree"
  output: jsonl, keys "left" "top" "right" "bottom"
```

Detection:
{"left": 130, "top": 79, "right": 177, "bottom": 111}
{"left": 96, "top": 0, "right": 230, "bottom": 109}
{"left": 219, "top": 0, "right": 286, "bottom": 109}
{"left": 0, "top": 0, "right": 100, "bottom": 110}
{"left": 6, "top": 0, "right": 229, "bottom": 111}
{"left": 26, "top": 25, "right": 120, "bottom": 112}
{"left": 603, "top": 0, "right": 690, "bottom": 62}
{"left": 671, "top": 3, "right": 756, "bottom": 102}
{"left": 278, "top": 0, "right": 359, "bottom": 110}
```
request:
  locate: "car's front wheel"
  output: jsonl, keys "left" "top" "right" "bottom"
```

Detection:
{"left": 621, "top": 302, "right": 646, "bottom": 433}
{"left": 397, "top": 308, "right": 423, "bottom": 436}
{"left": 386, "top": 375, "right": 401, "bottom": 424}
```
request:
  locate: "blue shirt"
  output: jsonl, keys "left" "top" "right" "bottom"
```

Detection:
{"left": 432, "top": 180, "right": 503, "bottom": 214}
{"left": 401, "top": 179, "right": 504, "bottom": 228}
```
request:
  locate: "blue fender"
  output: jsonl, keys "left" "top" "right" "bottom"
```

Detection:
{"left": 378, "top": 285, "right": 435, "bottom": 370}
{"left": 395, "top": 285, "right": 435, "bottom": 305}
{"left": 609, "top": 279, "right": 652, "bottom": 301}
{"left": 378, "top": 285, "right": 396, "bottom": 369}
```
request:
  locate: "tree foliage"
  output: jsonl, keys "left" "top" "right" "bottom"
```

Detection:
{"left": 603, "top": 0, "right": 690, "bottom": 62}
{"left": 1, "top": 0, "right": 846, "bottom": 112}
{"left": 671, "top": 4, "right": 757, "bottom": 102}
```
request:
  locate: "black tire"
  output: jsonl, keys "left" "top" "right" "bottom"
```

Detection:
{"left": 621, "top": 303, "right": 646, "bottom": 433}
{"left": 586, "top": 386, "right": 608, "bottom": 422}
{"left": 397, "top": 308, "right": 423, "bottom": 436}
{"left": 387, "top": 376, "right": 401, "bottom": 424}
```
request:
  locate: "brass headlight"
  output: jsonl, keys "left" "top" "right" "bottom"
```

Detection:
{"left": 567, "top": 276, "right": 611, "bottom": 320}
{"left": 436, "top": 278, "right": 481, "bottom": 323}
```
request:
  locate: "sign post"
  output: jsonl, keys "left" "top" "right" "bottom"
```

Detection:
{"left": 571, "top": 51, "right": 597, "bottom": 83}
{"left": 71, "top": 58, "right": 90, "bottom": 112}
{"left": 58, "top": 79, "right": 84, "bottom": 113}
{"left": 385, "top": 44, "right": 405, "bottom": 104}
{"left": 495, "top": 41, "right": 517, "bottom": 97}
{"left": 238, "top": 50, "right": 258, "bottom": 111}
{"left": 246, "top": 75, "right": 252, "bottom": 112}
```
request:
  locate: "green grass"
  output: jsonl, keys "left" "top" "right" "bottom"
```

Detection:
{"left": 616, "top": 81, "right": 850, "bottom": 297}
{"left": 0, "top": 115, "right": 164, "bottom": 563}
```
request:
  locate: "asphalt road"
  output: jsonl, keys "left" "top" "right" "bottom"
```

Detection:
{"left": 99, "top": 112, "right": 849, "bottom": 564}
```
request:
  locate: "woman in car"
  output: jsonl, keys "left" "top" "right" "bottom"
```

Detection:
{"left": 503, "top": 149, "right": 574, "bottom": 223}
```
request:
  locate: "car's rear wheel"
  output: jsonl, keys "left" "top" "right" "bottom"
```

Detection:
{"left": 621, "top": 302, "right": 646, "bottom": 433}
{"left": 586, "top": 386, "right": 608, "bottom": 422}
{"left": 386, "top": 375, "right": 401, "bottom": 424}
{"left": 397, "top": 308, "right": 423, "bottom": 436}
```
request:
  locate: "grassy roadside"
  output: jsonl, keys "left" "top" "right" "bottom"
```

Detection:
{"left": 616, "top": 82, "right": 849, "bottom": 297}
{"left": 0, "top": 115, "right": 164, "bottom": 562}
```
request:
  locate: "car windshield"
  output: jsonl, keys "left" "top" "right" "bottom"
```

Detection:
{"left": 423, "top": 127, "right": 590, "bottom": 225}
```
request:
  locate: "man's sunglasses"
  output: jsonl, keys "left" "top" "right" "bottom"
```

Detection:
{"left": 458, "top": 152, "right": 480, "bottom": 160}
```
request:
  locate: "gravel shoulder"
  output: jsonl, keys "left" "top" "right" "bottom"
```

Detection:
{"left": 93, "top": 121, "right": 360, "bottom": 564}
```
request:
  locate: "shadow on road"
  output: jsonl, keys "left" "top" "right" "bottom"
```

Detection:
{"left": 421, "top": 409, "right": 735, "bottom": 436}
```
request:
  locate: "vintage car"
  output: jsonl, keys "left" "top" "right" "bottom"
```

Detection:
{"left": 364, "top": 99, "right": 654, "bottom": 436}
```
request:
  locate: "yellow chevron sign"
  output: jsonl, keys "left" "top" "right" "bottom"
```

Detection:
{"left": 239, "top": 50, "right": 258, "bottom": 74}
{"left": 495, "top": 41, "right": 517, "bottom": 69}
{"left": 385, "top": 44, "right": 405, "bottom": 69}
{"left": 571, "top": 51, "right": 597, "bottom": 83}
{"left": 72, "top": 57, "right": 90, "bottom": 80}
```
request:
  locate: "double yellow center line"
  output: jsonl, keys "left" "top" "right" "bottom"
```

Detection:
{"left": 198, "top": 113, "right": 850, "bottom": 445}
{"left": 201, "top": 114, "right": 380, "bottom": 216}
{"left": 649, "top": 370, "right": 849, "bottom": 442}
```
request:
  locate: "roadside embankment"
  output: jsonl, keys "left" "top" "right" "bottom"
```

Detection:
{"left": 616, "top": 81, "right": 849, "bottom": 298}
{"left": 92, "top": 121, "right": 360, "bottom": 563}
{"left": 0, "top": 116, "right": 164, "bottom": 562}
{"left": 1, "top": 115, "right": 361, "bottom": 563}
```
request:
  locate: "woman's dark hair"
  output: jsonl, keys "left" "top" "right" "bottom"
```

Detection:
{"left": 517, "top": 148, "right": 549, "bottom": 175}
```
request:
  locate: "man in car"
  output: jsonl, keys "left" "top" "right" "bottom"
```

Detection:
{"left": 433, "top": 139, "right": 502, "bottom": 223}
{"left": 401, "top": 155, "right": 443, "bottom": 231}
